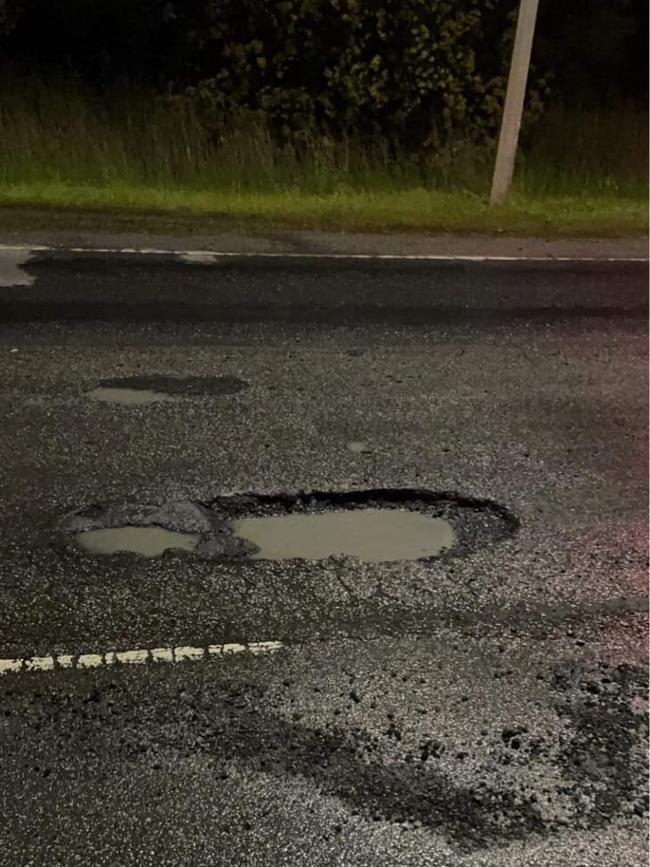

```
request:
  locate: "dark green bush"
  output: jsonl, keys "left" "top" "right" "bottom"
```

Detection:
{"left": 187, "top": 0, "right": 546, "bottom": 149}
{"left": 5, "top": 0, "right": 644, "bottom": 153}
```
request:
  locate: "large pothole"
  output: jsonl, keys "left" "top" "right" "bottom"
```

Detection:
{"left": 67, "top": 489, "right": 518, "bottom": 563}
{"left": 231, "top": 509, "right": 455, "bottom": 562}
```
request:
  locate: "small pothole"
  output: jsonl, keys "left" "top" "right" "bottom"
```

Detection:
{"left": 76, "top": 526, "right": 200, "bottom": 557}
{"left": 87, "top": 374, "right": 249, "bottom": 405}
{"left": 87, "top": 387, "right": 181, "bottom": 405}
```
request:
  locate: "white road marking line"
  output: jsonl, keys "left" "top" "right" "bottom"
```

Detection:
{"left": 179, "top": 252, "right": 219, "bottom": 265}
{"left": 0, "top": 244, "right": 646, "bottom": 263}
{"left": 0, "top": 641, "right": 284, "bottom": 677}
{"left": 0, "top": 658, "right": 22, "bottom": 674}
{"left": 25, "top": 656, "right": 55, "bottom": 672}
{"left": 249, "top": 641, "right": 286, "bottom": 655}
{"left": 151, "top": 647, "right": 174, "bottom": 663}
{"left": 115, "top": 648, "right": 150, "bottom": 665}
{"left": 173, "top": 646, "right": 204, "bottom": 662}
{"left": 77, "top": 653, "right": 103, "bottom": 669}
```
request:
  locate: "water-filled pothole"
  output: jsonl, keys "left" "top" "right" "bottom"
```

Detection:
{"left": 66, "top": 489, "right": 518, "bottom": 563}
{"left": 231, "top": 509, "right": 454, "bottom": 562}
{"left": 87, "top": 374, "right": 248, "bottom": 405}
{"left": 76, "top": 526, "right": 200, "bottom": 557}
{"left": 87, "top": 387, "right": 180, "bottom": 405}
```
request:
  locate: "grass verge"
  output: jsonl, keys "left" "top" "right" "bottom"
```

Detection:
{"left": 0, "top": 76, "right": 647, "bottom": 237}
{"left": 0, "top": 186, "right": 646, "bottom": 237}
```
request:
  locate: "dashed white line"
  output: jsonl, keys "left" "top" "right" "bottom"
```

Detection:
{"left": 0, "top": 641, "right": 284, "bottom": 677}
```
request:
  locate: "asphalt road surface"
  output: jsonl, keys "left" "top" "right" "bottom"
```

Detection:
{"left": 0, "top": 247, "right": 648, "bottom": 867}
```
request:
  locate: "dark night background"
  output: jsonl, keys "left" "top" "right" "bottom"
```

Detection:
{"left": 0, "top": 0, "right": 646, "bottom": 146}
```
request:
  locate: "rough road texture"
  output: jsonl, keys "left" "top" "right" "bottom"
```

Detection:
{"left": 0, "top": 249, "right": 647, "bottom": 866}
{"left": 0, "top": 224, "right": 647, "bottom": 258}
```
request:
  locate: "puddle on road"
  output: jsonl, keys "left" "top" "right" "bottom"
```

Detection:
{"left": 86, "top": 387, "right": 181, "bottom": 405}
{"left": 24, "top": 395, "right": 65, "bottom": 407}
{"left": 0, "top": 249, "right": 35, "bottom": 287}
{"left": 76, "top": 526, "right": 200, "bottom": 557}
{"left": 86, "top": 374, "right": 249, "bottom": 404}
{"left": 230, "top": 508, "right": 455, "bottom": 562}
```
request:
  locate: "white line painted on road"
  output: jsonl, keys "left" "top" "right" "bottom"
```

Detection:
{"left": 179, "top": 251, "right": 219, "bottom": 265}
{"left": 0, "top": 244, "right": 646, "bottom": 263}
{"left": 77, "top": 653, "right": 103, "bottom": 669}
{"left": 173, "top": 645, "right": 205, "bottom": 662}
{"left": 25, "top": 655, "right": 57, "bottom": 672}
{"left": 151, "top": 647, "right": 174, "bottom": 663}
{"left": 0, "top": 640, "right": 284, "bottom": 678}
{"left": 1, "top": 658, "right": 23, "bottom": 674}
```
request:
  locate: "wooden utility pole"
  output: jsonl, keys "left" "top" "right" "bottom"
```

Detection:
{"left": 490, "top": 0, "right": 540, "bottom": 204}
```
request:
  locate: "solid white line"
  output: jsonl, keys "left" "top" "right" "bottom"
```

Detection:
{"left": 0, "top": 640, "right": 284, "bottom": 677}
{"left": 0, "top": 244, "right": 646, "bottom": 263}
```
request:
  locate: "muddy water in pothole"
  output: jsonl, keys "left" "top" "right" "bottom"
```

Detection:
{"left": 76, "top": 527, "right": 199, "bottom": 557}
{"left": 231, "top": 508, "right": 455, "bottom": 562}
{"left": 86, "top": 387, "right": 182, "bottom": 405}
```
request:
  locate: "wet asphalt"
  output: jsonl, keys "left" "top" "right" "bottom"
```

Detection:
{"left": 0, "top": 249, "right": 648, "bottom": 866}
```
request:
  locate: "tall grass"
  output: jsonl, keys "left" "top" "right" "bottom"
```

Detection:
{"left": 0, "top": 76, "right": 409, "bottom": 193}
{"left": 0, "top": 75, "right": 647, "bottom": 200}
{"left": 521, "top": 101, "right": 648, "bottom": 197}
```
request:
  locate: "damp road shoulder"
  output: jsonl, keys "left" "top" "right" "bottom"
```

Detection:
{"left": 0, "top": 246, "right": 646, "bottom": 326}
